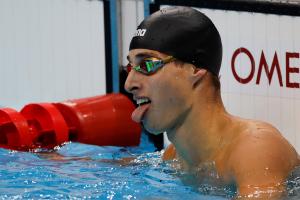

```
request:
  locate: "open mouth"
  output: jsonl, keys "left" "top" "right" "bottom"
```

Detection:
{"left": 136, "top": 97, "right": 151, "bottom": 106}
{"left": 131, "top": 97, "right": 152, "bottom": 123}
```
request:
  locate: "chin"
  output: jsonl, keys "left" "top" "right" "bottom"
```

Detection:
{"left": 143, "top": 121, "right": 166, "bottom": 135}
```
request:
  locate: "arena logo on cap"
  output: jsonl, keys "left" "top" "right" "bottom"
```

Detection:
{"left": 134, "top": 29, "right": 147, "bottom": 37}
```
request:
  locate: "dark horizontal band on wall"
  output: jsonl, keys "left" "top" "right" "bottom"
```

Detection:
{"left": 151, "top": 0, "right": 300, "bottom": 16}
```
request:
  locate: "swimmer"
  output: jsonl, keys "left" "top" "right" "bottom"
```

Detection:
{"left": 124, "top": 6, "right": 299, "bottom": 199}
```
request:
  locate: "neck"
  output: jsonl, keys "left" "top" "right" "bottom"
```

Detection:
{"left": 166, "top": 92, "right": 235, "bottom": 168}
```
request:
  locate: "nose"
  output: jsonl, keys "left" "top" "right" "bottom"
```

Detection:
{"left": 124, "top": 70, "right": 142, "bottom": 94}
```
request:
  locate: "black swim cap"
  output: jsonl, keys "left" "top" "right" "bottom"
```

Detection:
{"left": 129, "top": 6, "right": 222, "bottom": 76}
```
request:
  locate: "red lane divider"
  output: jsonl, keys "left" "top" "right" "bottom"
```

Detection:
{"left": 0, "top": 93, "right": 141, "bottom": 151}
{"left": 54, "top": 93, "right": 141, "bottom": 147}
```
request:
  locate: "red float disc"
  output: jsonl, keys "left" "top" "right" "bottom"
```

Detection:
{"left": 0, "top": 108, "right": 32, "bottom": 150}
{"left": 20, "top": 103, "right": 69, "bottom": 148}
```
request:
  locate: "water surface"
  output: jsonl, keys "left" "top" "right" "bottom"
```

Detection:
{"left": 0, "top": 134, "right": 299, "bottom": 199}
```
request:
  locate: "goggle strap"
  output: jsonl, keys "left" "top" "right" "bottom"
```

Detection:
{"left": 163, "top": 56, "right": 174, "bottom": 63}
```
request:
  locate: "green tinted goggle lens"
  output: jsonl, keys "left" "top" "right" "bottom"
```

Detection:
{"left": 126, "top": 56, "right": 174, "bottom": 75}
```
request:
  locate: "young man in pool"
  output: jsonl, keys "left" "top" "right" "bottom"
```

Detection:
{"left": 124, "top": 6, "right": 299, "bottom": 199}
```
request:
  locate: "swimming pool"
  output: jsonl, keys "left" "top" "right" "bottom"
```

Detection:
{"left": 0, "top": 134, "right": 299, "bottom": 200}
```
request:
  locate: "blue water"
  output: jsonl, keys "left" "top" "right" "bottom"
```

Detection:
{"left": 0, "top": 134, "right": 299, "bottom": 200}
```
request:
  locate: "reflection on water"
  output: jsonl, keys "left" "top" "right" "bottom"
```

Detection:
{"left": 0, "top": 139, "right": 299, "bottom": 199}
{"left": 167, "top": 160, "right": 237, "bottom": 198}
{"left": 286, "top": 166, "right": 300, "bottom": 199}
{"left": 128, "top": 149, "right": 300, "bottom": 199}
{"left": 163, "top": 157, "right": 300, "bottom": 199}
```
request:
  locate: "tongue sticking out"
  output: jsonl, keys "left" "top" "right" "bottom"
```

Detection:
{"left": 132, "top": 104, "right": 150, "bottom": 123}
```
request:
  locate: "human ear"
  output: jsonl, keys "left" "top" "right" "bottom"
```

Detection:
{"left": 190, "top": 68, "right": 207, "bottom": 87}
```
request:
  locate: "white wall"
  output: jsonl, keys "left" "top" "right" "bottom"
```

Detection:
{"left": 120, "top": 0, "right": 144, "bottom": 66}
{"left": 199, "top": 8, "right": 300, "bottom": 152}
{"left": 121, "top": 3, "right": 300, "bottom": 152}
{"left": 0, "top": 0, "right": 106, "bottom": 109}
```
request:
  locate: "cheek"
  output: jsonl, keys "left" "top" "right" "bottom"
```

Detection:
{"left": 152, "top": 74, "right": 193, "bottom": 111}
{"left": 165, "top": 75, "right": 193, "bottom": 102}
{"left": 144, "top": 72, "right": 193, "bottom": 133}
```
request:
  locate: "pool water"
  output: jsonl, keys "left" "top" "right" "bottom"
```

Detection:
{"left": 0, "top": 134, "right": 300, "bottom": 200}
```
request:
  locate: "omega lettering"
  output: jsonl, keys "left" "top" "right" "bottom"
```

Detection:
{"left": 231, "top": 47, "right": 300, "bottom": 88}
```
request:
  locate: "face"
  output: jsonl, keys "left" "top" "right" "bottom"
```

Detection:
{"left": 125, "top": 49, "right": 196, "bottom": 135}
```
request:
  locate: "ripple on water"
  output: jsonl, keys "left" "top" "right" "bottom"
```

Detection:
{"left": 0, "top": 142, "right": 299, "bottom": 200}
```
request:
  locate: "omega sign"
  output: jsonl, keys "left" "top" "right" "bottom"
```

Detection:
{"left": 231, "top": 47, "right": 300, "bottom": 88}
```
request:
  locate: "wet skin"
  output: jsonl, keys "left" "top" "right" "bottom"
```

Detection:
{"left": 125, "top": 49, "right": 300, "bottom": 199}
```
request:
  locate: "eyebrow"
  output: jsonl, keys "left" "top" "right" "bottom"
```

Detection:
{"left": 127, "top": 52, "right": 160, "bottom": 63}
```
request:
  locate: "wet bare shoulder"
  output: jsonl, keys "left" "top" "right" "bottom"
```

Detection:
{"left": 226, "top": 119, "right": 299, "bottom": 197}
{"left": 246, "top": 120, "right": 298, "bottom": 155}
{"left": 230, "top": 119, "right": 298, "bottom": 166}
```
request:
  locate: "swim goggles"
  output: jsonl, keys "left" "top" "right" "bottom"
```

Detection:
{"left": 125, "top": 56, "right": 175, "bottom": 75}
